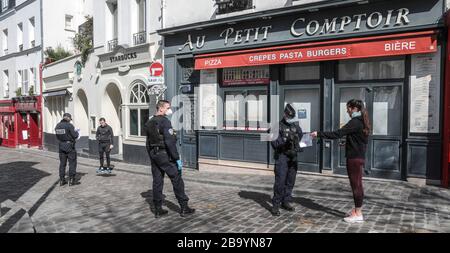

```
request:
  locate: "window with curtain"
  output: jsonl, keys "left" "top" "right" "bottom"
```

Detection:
{"left": 129, "top": 82, "right": 150, "bottom": 137}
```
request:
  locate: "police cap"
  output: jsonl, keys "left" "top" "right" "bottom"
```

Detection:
{"left": 284, "top": 104, "right": 296, "bottom": 119}
{"left": 63, "top": 113, "right": 72, "bottom": 120}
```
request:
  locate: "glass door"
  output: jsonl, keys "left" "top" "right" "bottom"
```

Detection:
{"left": 280, "top": 85, "right": 321, "bottom": 173}
{"left": 334, "top": 83, "right": 403, "bottom": 180}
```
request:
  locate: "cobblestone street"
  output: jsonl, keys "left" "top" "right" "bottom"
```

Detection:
{"left": 1, "top": 147, "right": 450, "bottom": 233}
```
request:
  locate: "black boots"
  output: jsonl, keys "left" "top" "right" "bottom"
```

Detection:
{"left": 154, "top": 207, "right": 169, "bottom": 218}
{"left": 271, "top": 206, "right": 281, "bottom": 216}
{"left": 68, "top": 177, "right": 76, "bottom": 186}
{"left": 59, "top": 179, "right": 67, "bottom": 186}
{"left": 281, "top": 202, "right": 295, "bottom": 212}
{"left": 180, "top": 204, "right": 195, "bottom": 217}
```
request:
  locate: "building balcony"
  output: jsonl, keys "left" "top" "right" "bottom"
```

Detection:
{"left": 107, "top": 38, "right": 118, "bottom": 52}
{"left": 30, "top": 40, "right": 35, "bottom": 48}
{"left": 18, "top": 44, "right": 23, "bottom": 52}
{"left": 215, "top": 0, "right": 253, "bottom": 15}
{"left": 133, "top": 31, "right": 147, "bottom": 46}
{"left": 3, "top": 89, "right": 9, "bottom": 98}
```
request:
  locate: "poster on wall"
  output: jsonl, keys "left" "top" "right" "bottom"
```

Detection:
{"left": 410, "top": 51, "right": 440, "bottom": 133}
{"left": 373, "top": 102, "right": 388, "bottom": 135}
{"left": 285, "top": 102, "right": 311, "bottom": 133}
{"left": 199, "top": 69, "right": 218, "bottom": 128}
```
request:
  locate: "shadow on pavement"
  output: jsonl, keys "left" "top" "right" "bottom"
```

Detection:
{"left": 239, "top": 191, "right": 346, "bottom": 218}
{"left": 0, "top": 162, "right": 50, "bottom": 204}
{"left": 140, "top": 190, "right": 180, "bottom": 216}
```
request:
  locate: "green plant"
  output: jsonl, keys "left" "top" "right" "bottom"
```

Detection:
{"left": 29, "top": 86, "right": 34, "bottom": 96}
{"left": 73, "top": 16, "right": 93, "bottom": 66}
{"left": 45, "top": 45, "right": 73, "bottom": 62}
{"left": 15, "top": 87, "right": 22, "bottom": 97}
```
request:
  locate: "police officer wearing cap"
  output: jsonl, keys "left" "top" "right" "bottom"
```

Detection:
{"left": 144, "top": 100, "right": 195, "bottom": 218}
{"left": 270, "top": 104, "right": 303, "bottom": 216}
{"left": 55, "top": 113, "right": 80, "bottom": 186}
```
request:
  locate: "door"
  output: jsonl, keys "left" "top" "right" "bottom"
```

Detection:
{"left": 18, "top": 112, "right": 29, "bottom": 145}
{"left": 178, "top": 94, "right": 198, "bottom": 169}
{"left": 29, "top": 113, "right": 40, "bottom": 147}
{"left": 333, "top": 83, "right": 403, "bottom": 180}
{"left": 280, "top": 85, "right": 321, "bottom": 173}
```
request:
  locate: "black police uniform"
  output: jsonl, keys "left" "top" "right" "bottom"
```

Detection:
{"left": 271, "top": 105, "right": 303, "bottom": 214}
{"left": 55, "top": 118, "right": 79, "bottom": 184}
{"left": 144, "top": 115, "right": 194, "bottom": 217}
{"left": 96, "top": 124, "right": 114, "bottom": 168}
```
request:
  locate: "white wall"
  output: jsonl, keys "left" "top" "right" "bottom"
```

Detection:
{"left": 162, "top": 0, "right": 330, "bottom": 28}
{"left": 0, "top": 0, "right": 42, "bottom": 99}
{"left": 42, "top": 0, "right": 94, "bottom": 51}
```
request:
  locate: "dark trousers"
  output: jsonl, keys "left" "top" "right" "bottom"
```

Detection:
{"left": 272, "top": 154, "right": 298, "bottom": 207}
{"left": 148, "top": 149, "right": 189, "bottom": 208}
{"left": 59, "top": 150, "right": 77, "bottom": 180}
{"left": 99, "top": 142, "right": 111, "bottom": 168}
{"left": 346, "top": 158, "right": 365, "bottom": 208}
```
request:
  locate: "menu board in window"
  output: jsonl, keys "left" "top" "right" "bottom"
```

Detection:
{"left": 199, "top": 69, "right": 218, "bottom": 128}
{"left": 223, "top": 66, "right": 269, "bottom": 86}
{"left": 410, "top": 51, "right": 440, "bottom": 134}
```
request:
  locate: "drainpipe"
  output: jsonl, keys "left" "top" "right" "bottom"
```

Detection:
{"left": 39, "top": 0, "right": 45, "bottom": 150}
{"left": 442, "top": 12, "right": 450, "bottom": 188}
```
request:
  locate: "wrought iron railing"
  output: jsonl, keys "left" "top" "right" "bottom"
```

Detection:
{"left": 107, "top": 38, "right": 118, "bottom": 51}
{"left": 215, "top": 0, "right": 253, "bottom": 15}
{"left": 133, "top": 31, "right": 147, "bottom": 46}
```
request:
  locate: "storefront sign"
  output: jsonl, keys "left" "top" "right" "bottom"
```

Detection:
{"left": 223, "top": 66, "right": 270, "bottom": 86}
{"left": 99, "top": 45, "right": 151, "bottom": 70}
{"left": 195, "top": 33, "right": 437, "bottom": 69}
{"left": 164, "top": 0, "right": 444, "bottom": 55}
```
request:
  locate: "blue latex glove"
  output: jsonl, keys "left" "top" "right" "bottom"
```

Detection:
{"left": 176, "top": 160, "right": 183, "bottom": 174}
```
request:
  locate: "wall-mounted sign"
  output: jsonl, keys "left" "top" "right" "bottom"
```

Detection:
{"left": 195, "top": 32, "right": 437, "bottom": 69}
{"left": 222, "top": 66, "right": 270, "bottom": 86}
{"left": 164, "top": 0, "right": 444, "bottom": 55}
{"left": 99, "top": 45, "right": 151, "bottom": 70}
{"left": 148, "top": 62, "right": 165, "bottom": 85}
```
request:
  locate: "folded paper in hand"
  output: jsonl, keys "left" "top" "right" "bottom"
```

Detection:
{"left": 300, "top": 134, "right": 313, "bottom": 148}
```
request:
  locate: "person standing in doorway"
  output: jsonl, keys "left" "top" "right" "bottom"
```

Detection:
{"left": 96, "top": 118, "right": 114, "bottom": 174}
{"left": 311, "top": 99, "right": 370, "bottom": 223}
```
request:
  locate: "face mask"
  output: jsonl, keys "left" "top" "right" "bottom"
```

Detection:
{"left": 286, "top": 118, "right": 297, "bottom": 124}
{"left": 351, "top": 111, "right": 362, "bottom": 118}
{"left": 165, "top": 109, "right": 173, "bottom": 116}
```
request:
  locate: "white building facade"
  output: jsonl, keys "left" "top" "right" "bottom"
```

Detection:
{"left": 43, "top": 0, "right": 163, "bottom": 165}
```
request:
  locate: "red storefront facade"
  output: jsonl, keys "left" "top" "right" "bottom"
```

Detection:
{"left": 0, "top": 96, "right": 42, "bottom": 148}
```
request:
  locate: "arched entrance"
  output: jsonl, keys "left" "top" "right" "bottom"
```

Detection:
{"left": 103, "top": 83, "right": 123, "bottom": 155}
{"left": 74, "top": 89, "right": 89, "bottom": 137}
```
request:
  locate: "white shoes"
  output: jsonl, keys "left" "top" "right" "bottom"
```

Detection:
{"left": 344, "top": 214, "right": 364, "bottom": 223}
{"left": 344, "top": 209, "right": 364, "bottom": 223}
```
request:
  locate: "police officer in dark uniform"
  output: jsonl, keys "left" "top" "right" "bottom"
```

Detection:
{"left": 270, "top": 104, "right": 303, "bottom": 216}
{"left": 55, "top": 113, "right": 80, "bottom": 186}
{"left": 144, "top": 100, "right": 195, "bottom": 218}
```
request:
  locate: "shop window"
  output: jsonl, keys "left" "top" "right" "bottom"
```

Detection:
{"left": 128, "top": 82, "right": 150, "bottom": 137}
{"left": 223, "top": 66, "right": 269, "bottom": 86}
{"left": 90, "top": 116, "right": 96, "bottom": 131}
{"left": 224, "top": 89, "right": 268, "bottom": 131}
{"left": 285, "top": 63, "right": 320, "bottom": 81}
{"left": 338, "top": 58, "right": 405, "bottom": 81}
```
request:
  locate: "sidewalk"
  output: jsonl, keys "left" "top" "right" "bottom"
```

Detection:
{"left": 1, "top": 147, "right": 450, "bottom": 233}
